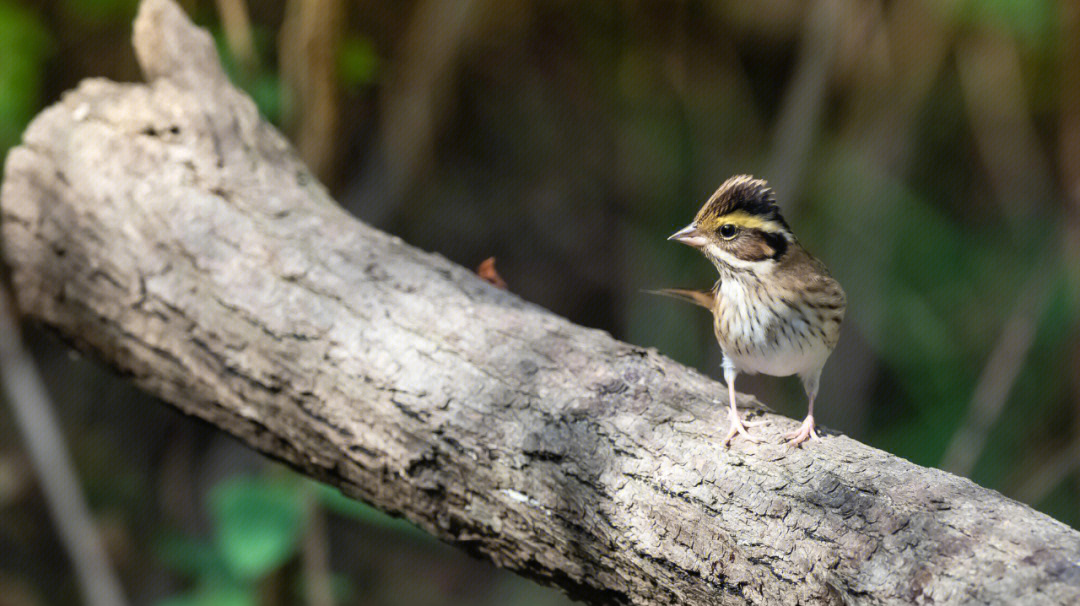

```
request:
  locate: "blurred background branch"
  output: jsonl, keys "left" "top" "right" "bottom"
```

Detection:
{"left": 279, "top": 0, "right": 344, "bottom": 184}
{"left": 213, "top": 0, "right": 254, "bottom": 72}
{"left": 765, "top": 0, "right": 837, "bottom": 200}
{"left": 0, "top": 284, "right": 127, "bottom": 606}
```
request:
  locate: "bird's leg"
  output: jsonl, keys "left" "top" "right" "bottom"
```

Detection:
{"left": 786, "top": 371, "right": 821, "bottom": 446}
{"left": 722, "top": 364, "right": 760, "bottom": 446}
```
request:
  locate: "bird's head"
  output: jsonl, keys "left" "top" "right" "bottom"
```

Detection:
{"left": 669, "top": 175, "right": 793, "bottom": 271}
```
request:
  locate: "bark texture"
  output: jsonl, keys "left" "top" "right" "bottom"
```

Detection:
{"left": 3, "top": 1, "right": 1080, "bottom": 604}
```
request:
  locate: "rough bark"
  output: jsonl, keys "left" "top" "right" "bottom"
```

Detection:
{"left": 3, "top": 1, "right": 1080, "bottom": 604}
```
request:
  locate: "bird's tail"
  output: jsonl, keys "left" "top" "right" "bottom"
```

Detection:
{"left": 645, "top": 288, "right": 716, "bottom": 309}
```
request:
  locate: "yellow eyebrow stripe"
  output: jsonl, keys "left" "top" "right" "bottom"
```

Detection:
{"left": 712, "top": 210, "right": 783, "bottom": 232}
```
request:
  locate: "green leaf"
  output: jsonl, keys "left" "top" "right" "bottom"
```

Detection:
{"left": 209, "top": 477, "right": 306, "bottom": 580}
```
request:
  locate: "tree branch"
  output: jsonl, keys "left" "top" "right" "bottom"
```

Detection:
{"left": 2, "top": 1, "right": 1079, "bottom": 604}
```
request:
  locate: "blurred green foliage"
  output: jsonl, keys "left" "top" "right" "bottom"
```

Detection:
{"left": 60, "top": 0, "right": 136, "bottom": 23}
{"left": 156, "top": 475, "right": 431, "bottom": 606}
{"left": 155, "top": 476, "right": 306, "bottom": 606}
{"left": 808, "top": 151, "right": 1079, "bottom": 478}
{"left": 954, "top": 0, "right": 1058, "bottom": 48}
{"left": 0, "top": 1, "right": 50, "bottom": 151}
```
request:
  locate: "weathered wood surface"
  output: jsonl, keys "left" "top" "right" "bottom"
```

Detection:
{"left": 3, "top": 1, "right": 1080, "bottom": 604}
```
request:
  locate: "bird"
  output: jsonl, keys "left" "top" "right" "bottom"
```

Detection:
{"left": 662, "top": 175, "right": 846, "bottom": 447}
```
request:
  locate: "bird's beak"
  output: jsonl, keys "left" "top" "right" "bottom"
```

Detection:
{"left": 668, "top": 223, "right": 708, "bottom": 248}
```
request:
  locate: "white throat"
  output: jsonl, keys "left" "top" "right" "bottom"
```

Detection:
{"left": 704, "top": 244, "right": 777, "bottom": 274}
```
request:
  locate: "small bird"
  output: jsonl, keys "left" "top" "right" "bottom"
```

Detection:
{"left": 663, "top": 175, "right": 846, "bottom": 446}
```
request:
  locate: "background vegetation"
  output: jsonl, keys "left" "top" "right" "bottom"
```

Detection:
{"left": 1, "top": 0, "right": 1078, "bottom": 604}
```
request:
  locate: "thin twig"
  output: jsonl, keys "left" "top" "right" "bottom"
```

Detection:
{"left": 0, "top": 285, "right": 128, "bottom": 606}
{"left": 940, "top": 277, "right": 1045, "bottom": 476}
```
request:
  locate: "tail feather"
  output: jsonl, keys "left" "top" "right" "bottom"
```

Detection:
{"left": 646, "top": 288, "right": 716, "bottom": 309}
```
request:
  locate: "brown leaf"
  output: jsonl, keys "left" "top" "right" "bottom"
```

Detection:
{"left": 476, "top": 257, "right": 507, "bottom": 289}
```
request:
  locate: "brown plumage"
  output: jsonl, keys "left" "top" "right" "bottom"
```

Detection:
{"left": 662, "top": 175, "right": 846, "bottom": 446}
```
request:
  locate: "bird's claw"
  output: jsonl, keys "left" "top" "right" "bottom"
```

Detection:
{"left": 784, "top": 415, "right": 819, "bottom": 447}
{"left": 723, "top": 409, "right": 762, "bottom": 446}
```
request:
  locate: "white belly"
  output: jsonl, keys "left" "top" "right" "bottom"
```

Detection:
{"left": 727, "top": 338, "right": 831, "bottom": 377}
{"left": 716, "top": 279, "right": 832, "bottom": 377}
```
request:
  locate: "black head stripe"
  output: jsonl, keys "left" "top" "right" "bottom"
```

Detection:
{"left": 761, "top": 230, "right": 789, "bottom": 259}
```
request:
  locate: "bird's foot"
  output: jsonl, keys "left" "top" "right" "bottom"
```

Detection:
{"left": 784, "top": 415, "right": 819, "bottom": 447}
{"left": 723, "top": 408, "right": 762, "bottom": 446}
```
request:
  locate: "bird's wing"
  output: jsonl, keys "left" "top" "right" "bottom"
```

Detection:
{"left": 778, "top": 245, "right": 847, "bottom": 316}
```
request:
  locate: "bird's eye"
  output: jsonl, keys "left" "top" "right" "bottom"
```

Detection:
{"left": 719, "top": 224, "right": 737, "bottom": 239}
